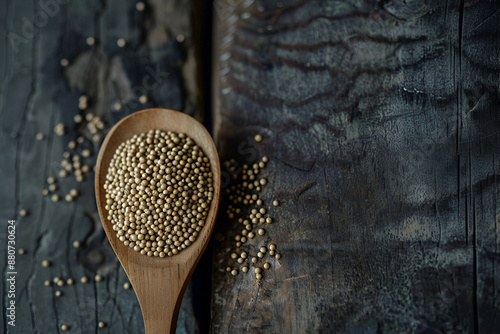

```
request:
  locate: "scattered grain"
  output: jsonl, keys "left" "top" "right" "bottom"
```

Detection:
{"left": 54, "top": 123, "right": 65, "bottom": 136}
{"left": 74, "top": 114, "right": 83, "bottom": 123}
{"left": 96, "top": 120, "right": 104, "bottom": 130}
{"left": 136, "top": 1, "right": 145, "bottom": 11}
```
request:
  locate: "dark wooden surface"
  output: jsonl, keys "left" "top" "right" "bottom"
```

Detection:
{"left": 211, "top": 0, "right": 500, "bottom": 333}
{"left": 0, "top": 0, "right": 206, "bottom": 333}
{"left": 3, "top": 0, "right": 500, "bottom": 333}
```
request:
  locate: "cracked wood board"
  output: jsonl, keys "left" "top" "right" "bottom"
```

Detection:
{"left": 211, "top": 0, "right": 500, "bottom": 333}
{"left": 0, "top": 0, "right": 205, "bottom": 333}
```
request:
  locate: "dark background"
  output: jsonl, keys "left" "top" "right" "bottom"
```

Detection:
{"left": 1, "top": 0, "right": 500, "bottom": 333}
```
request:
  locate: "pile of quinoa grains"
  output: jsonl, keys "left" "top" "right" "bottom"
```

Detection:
{"left": 219, "top": 134, "right": 282, "bottom": 282}
{"left": 103, "top": 129, "right": 214, "bottom": 257}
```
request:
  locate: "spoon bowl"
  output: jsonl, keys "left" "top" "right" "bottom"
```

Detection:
{"left": 95, "top": 108, "right": 220, "bottom": 334}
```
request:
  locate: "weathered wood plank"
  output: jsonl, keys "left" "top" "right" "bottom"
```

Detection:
{"left": 211, "top": 0, "right": 500, "bottom": 332}
{"left": 0, "top": 0, "right": 205, "bottom": 333}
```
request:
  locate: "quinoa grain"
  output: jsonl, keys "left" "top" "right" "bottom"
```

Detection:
{"left": 104, "top": 130, "right": 213, "bottom": 257}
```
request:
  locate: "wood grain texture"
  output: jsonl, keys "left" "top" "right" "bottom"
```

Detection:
{"left": 0, "top": 0, "right": 206, "bottom": 333}
{"left": 95, "top": 108, "right": 221, "bottom": 334}
{"left": 211, "top": 0, "right": 500, "bottom": 332}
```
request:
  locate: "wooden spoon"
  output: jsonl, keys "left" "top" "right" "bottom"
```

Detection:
{"left": 95, "top": 108, "right": 220, "bottom": 334}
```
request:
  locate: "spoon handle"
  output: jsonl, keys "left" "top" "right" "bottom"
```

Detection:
{"left": 129, "top": 265, "right": 190, "bottom": 334}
